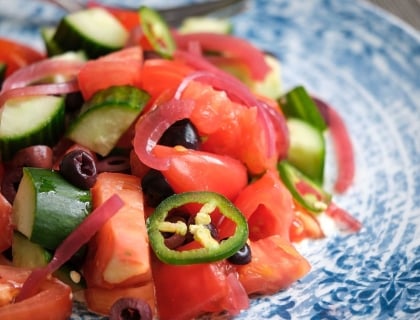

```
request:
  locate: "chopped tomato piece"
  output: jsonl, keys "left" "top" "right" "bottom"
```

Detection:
{"left": 0, "top": 38, "right": 44, "bottom": 77}
{"left": 84, "top": 282, "right": 156, "bottom": 316}
{"left": 152, "top": 257, "right": 248, "bottom": 320}
{"left": 83, "top": 172, "right": 152, "bottom": 288}
{"left": 235, "top": 235, "right": 311, "bottom": 295}
{"left": 219, "top": 169, "right": 294, "bottom": 241}
{"left": 0, "top": 265, "right": 72, "bottom": 320}
{"left": 289, "top": 201, "right": 325, "bottom": 242}
{"left": 139, "top": 59, "right": 193, "bottom": 110}
{"left": 77, "top": 46, "right": 143, "bottom": 100}
{"left": 181, "top": 81, "right": 275, "bottom": 174}
{"left": 0, "top": 193, "right": 12, "bottom": 253}
{"left": 153, "top": 145, "right": 248, "bottom": 201}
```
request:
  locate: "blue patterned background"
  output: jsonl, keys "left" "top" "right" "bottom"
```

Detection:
{"left": 0, "top": 0, "right": 419, "bottom": 319}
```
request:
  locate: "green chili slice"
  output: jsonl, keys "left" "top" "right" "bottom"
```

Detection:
{"left": 147, "top": 191, "right": 248, "bottom": 265}
{"left": 277, "top": 160, "right": 331, "bottom": 213}
{"left": 139, "top": 6, "right": 176, "bottom": 58}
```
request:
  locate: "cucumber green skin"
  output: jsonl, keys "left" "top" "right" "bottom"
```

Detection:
{"left": 12, "top": 231, "right": 86, "bottom": 291}
{"left": 53, "top": 10, "right": 126, "bottom": 59}
{"left": 67, "top": 85, "right": 150, "bottom": 156}
{"left": 12, "top": 231, "right": 52, "bottom": 268}
{"left": 41, "top": 27, "right": 64, "bottom": 57}
{"left": 20, "top": 167, "right": 92, "bottom": 251}
{"left": 0, "top": 97, "right": 65, "bottom": 161}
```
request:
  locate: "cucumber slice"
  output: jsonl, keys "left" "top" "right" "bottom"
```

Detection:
{"left": 12, "top": 231, "right": 86, "bottom": 291}
{"left": 66, "top": 85, "right": 150, "bottom": 156}
{"left": 12, "top": 232, "right": 52, "bottom": 268}
{"left": 0, "top": 95, "right": 65, "bottom": 160}
{"left": 41, "top": 27, "right": 63, "bottom": 57}
{"left": 53, "top": 7, "right": 129, "bottom": 58}
{"left": 179, "top": 16, "right": 233, "bottom": 34}
{"left": 287, "top": 118, "right": 325, "bottom": 184}
{"left": 12, "top": 167, "right": 92, "bottom": 250}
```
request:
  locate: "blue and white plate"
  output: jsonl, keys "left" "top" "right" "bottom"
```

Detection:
{"left": 1, "top": 0, "right": 419, "bottom": 319}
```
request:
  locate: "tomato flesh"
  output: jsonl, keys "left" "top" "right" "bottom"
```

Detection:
{"left": 152, "top": 257, "right": 248, "bottom": 320}
{"left": 235, "top": 235, "right": 311, "bottom": 295}
{"left": 0, "top": 38, "right": 44, "bottom": 77}
{"left": 153, "top": 145, "right": 248, "bottom": 201}
{"left": 0, "top": 265, "right": 72, "bottom": 320}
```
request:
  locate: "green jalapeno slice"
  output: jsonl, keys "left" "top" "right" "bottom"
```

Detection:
{"left": 278, "top": 160, "right": 331, "bottom": 213}
{"left": 139, "top": 6, "right": 176, "bottom": 58}
{"left": 146, "top": 191, "right": 248, "bottom": 265}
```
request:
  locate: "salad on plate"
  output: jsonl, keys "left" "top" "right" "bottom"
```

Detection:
{"left": 0, "top": 2, "right": 361, "bottom": 320}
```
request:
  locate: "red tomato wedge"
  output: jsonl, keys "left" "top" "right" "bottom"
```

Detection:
{"left": 152, "top": 257, "right": 248, "bottom": 320}
{"left": 0, "top": 265, "right": 72, "bottom": 320}
{"left": 84, "top": 282, "right": 156, "bottom": 316}
{"left": 0, "top": 38, "right": 44, "bottom": 77}
{"left": 153, "top": 145, "right": 248, "bottom": 201}
{"left": 220, "top": 169, "right": 294, "bottom": 241}
{"left": 235, "top": 235, "right": 311, "bottom": 295}
{"left": 83, "top": 172, "right": 152, "bottom": 288}
{"left": 139, "top": 59, "right": 193, "bottom": 109}
{"left": 289, "top": 201, "right": 325, "bottom": 242}
{"left": 181, "top": 81, "right": 275, "bottom": 174}
{"left": 0, "top": 193, "right": 12, "bottom": 253}
{"left": 77, "top": 46, "right": 143, "bottom": 100}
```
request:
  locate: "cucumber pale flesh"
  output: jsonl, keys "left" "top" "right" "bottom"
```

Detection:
{"left": 0, "top": 95, "right": 65, "bottom": 160}
{"left": 67, "top": 85, "right": 150, "bottom": 156}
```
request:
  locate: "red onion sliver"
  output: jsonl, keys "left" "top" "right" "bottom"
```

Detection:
{"left": 0, "top": 80, "right": 80, "bottom": 107}
{"left": 15, "top": 194, "right": 124, "bottom": 302}
{"left": 174, "top": 32, "right": 270, "bottom": 80}
{"left": 325, "top": 202, "right": 362, "bottom": 233}
{"left": 313, "top": 97, "right": 355, "bottom": 193}
{"left": 174, "top": 50, "right": 230, "bottom": 79}
{"left": 2, "top": 59, "right": 85, "bottom": 92}
{"left": 133, "top": 99, "right": 195, "bottom": 171}
{"left": 256, "top": 99, "right": 289, "bottom": 158}
{"left": 174, "top": 70, "right": 257, "bottom": 107}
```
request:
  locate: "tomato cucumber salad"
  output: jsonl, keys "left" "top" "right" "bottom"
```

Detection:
{"left": 0, "top": 2, "right": 361, "bottom": 320}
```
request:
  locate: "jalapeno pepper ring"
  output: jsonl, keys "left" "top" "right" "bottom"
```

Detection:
{"left": 147, "top": 191, "right": 248, "bottom": 265}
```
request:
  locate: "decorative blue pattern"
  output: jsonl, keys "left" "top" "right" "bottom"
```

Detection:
{"left": 0, "top": 0, "right": 419, "bottom": 319}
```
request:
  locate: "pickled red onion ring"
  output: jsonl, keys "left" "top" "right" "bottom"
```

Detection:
{"left": 174, "top": 32, "right": 269, "bottom": 80}
{"left": 174, "top": 49, "right": 229, "bottom": 79}
{"left": 0, "top": 80, "right": 80, "bottom": 107}
{"left": 133, "top": 99, "right": 195, "bottom": 171}
{"left": 2, "top": 59, "right": 85, "bottom": 92}
{"left": 312, "top": 96, "right": 355, "bottom": 193}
